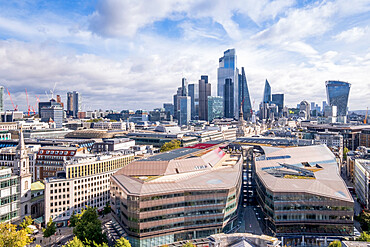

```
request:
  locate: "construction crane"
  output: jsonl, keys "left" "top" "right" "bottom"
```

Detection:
{"left": 365, "top": 107, "right": 368, "bottom": 124}
{"left": 6, "top": 88, "right": 18, "bottom": 111}
{"left": 25, "top": 88, "right": 31, "bottom": 116}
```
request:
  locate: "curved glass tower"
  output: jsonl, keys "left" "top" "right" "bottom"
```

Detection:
{"left": 325, "top": 81, "right": 351, "bottom": 116}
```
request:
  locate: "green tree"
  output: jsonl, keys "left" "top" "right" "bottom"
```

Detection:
{"left": 64, "top": 236, "right": 85, "bottom": 247}
{"left": 343, "top": 147, "right": 349, "bottom": 160}
{"left": 43, "top": 217, "right": 57, "bottom": 238}
{"left": 356, "top": 211, "right": 370, "bottom": 231}
{"left": 103, "top": 202, "right": 111, "bottom": 215}
{"left": 19, "top": 215, "right": 33, "bottom": 234}
{"left": 160, "top": 139, "right": 181, "bottom": 152}
{"left": 0, "top": 222, "right": 32, "bottom": 247}
{"left": 328, "top": 240, "right": 341, "bottom": 247}
{"left": 115, "top": 237, "right": 132, "bottom": 247}
{"left": 69, "top": 211, "right": 81, "bottom": 227}
{"left": 182, "top": 242, "right": 195, "bottom": 247}
{"left": 73, "top": 207, "right": 107, "bottom": 245}
{"left": 357, "top": 231, "right": 370, "bottom": 241}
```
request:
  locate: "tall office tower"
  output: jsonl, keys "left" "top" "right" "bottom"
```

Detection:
{"left": 198, "top": 75, "right": 211, "bottom": 121}
{"left": 67, "top": 92, "right": 73, "bottom": 116}
{"left": 271, "top": 94, "right": 284, "bottom": 116}
{"left": 181, "top": 78, "right": 188, "bottom": 96}
{"left": 188, "top": 84, "right": 199, "bottom": 120}
{"left": 163, "top": 103, "right": 174, "bottom": 116}
{"left": 178, "top": 96, "right": 191, "bottom": 126}
{"left": 173, "top": 87, "right": 182, "bottom": 119}
{"left": 218, "top": 49, "right": 239, "bottom": 118}
{"left": 322, "top": 101, "right": 327, "bottom": 113}
{"left": 72, "top": 91, "right": 81, "bottom": 118}
{"left": 224, "top": 78, "right": 234, "bottom": 118}
{"left": 207, "top": 96, "right": 224, "bottom": 122}
{"left": 0, "top": 86, "right": 4, "bottom": 111}
{"left": 238, "top": 67, "right": 252, "bottom": 120}
{"left": 263, "top": 79, "right": 271, "bottom": 103}
{"left": 326, "top": 80, "right": 351, "bottom": 116}
{"left": 38, "top": 99, "right": 62, "bottom": 118}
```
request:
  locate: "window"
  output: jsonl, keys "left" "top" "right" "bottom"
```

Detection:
{"left": 25, "top": 181, "right": 28, "bottom": 190}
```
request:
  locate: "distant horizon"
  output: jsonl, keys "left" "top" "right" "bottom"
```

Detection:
{"left": 0, "top": 0, "right": 369, "bottom": 111}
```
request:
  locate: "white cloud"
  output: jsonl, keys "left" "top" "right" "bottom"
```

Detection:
{"left": 334, "top": 26, "right": 368, "bottom": 43}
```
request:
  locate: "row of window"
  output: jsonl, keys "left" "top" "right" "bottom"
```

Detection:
{"left": 0, "top": 178, "right": 18, "bottom": 188}
{"left": 135, "top": 190, "right": 228, "bottom": 202}
{"left": 275, "top": 214, "right": 353, "bottom": 221}
{"left": 0, "top": 194, "right": 18, "bottom": 206}
{"left": 125, "top": 208, "right": 224, "bottom": 223}
{"left": 128, "top": 217, "right": 224, "bottom": 234}
{"left": 137, "top": 198, "right": 226, "bottom": 212}
{"left": 275, "top": 205, "right": 353, "bottom": 211}
{"left": 0, "top": 210, "right": 18, "bottom": 223}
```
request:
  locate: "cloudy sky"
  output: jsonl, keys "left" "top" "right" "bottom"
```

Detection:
{"left": 1, "top": 0, "right": 369, "bottom": 112}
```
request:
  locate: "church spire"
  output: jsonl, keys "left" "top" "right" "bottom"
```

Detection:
{"left": 16, "top": 126, "right": 25, "bottom": 152}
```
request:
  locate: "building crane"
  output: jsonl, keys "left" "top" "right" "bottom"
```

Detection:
{"left": 50, "top": 82, "right": 57, "bottom": 100}
{"left": 6, "top": 88, "right": 18, "bottom": 111}
{"left": 25, "top": 88, "right": 31, "bottom": 116}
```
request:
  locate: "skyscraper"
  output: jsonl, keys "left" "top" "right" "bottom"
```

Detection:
{"left": 163, "top": 103, "right": 174, "bottom": 116}
{"left": 67, "top": 92, "right": 73, "bottom": 116}
{"left": 325, "top": 80, "right": 351, "bottom": 116}
{"left": 238, "top": 67, "right": 252, "bottom": 120}
{"left": 198, "top": 75, "right": 211, "bottom": 121}
{"left": 181, "top": 78, "right": 188, "bottom": 96}
{"left": 208, "top": 96, "right": 224, "bottom": 122}
{"left": 263, "top": 79, "right": 271, "bottom": 104}
{"left": 188, "top": 84, "right": 199, "bottom": 120}
{"left": 0, "top": 86, "right": 4, "bottom": 111}
{"left": 224, "top": 78, "right": 234, "bottom": 118}
{"left": 218, "top": 49, "right": 239, "bottom": 118}
{"left": 271, "top": 94, "right": 284, "bottom": 115}
{"left": 178, "top": 96, "right": 191, "bottom": 126}
{"left": 72, "top": 91, "right": 81, "bottom": 118}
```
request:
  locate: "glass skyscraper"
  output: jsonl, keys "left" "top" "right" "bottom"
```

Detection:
{"left": 188, "top": 84, "right": 199, "bottom": 120}
{"left": 178, "top": 96, "right": 191, "bottom": 126}
{"left": 271, "top": 94, "right": 284, "bottom": 115}
{"left": 218, "top": 49, "right": 239, "bottom": 118}
{"left": 207, "top": 96, "right": 224, "bottom": 122}
{"left": 0, "top": 86, "right": 4, "bottom": 112}
{"left": 238, "top": 67, "right": 252, "bottom": 120}
{"left": 263, "top": 79, "right": 271, "bottom": 104}
{"left": 198, "top": 76, "right": 211, "bottom": 121}
{"left": 326, "top": 80, "right": 351, "bottom": 116}
{"left": 224, "top": 78, "right": 234, "bottom": 118}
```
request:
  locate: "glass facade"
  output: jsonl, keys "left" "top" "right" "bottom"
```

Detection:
{"left": 224, "top": 78, "right": 234, "bottom": 118}
{"left": 0, "top": 169, "right": 19, "bottom": 223}
{"left": 208, "top": 96, "right": 224, "bottom": 122}
{"left": 238, "top": 67, "right": 252, "bottom": 120}
{"left": 188, "top": 84, "right": 199, "bottom": 120}
{"left": 263, "top": 79, "right": 271, "bottom": 103}
{"left": 271, "top": 94, "right": 284, "bottom": 115}
{"left": 218, "top": 49, "right": 239, "bottom": 118}
{"left": 178, "top": 96, "right": 191, "bottom": 126}
{"left": 255, "top": 176, "right": 354, "bottom": 237}
{"left": 326, "top": 80, "right": 351, "bottom": 116}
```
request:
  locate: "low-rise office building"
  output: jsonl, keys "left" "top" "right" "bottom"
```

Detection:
{"left": 110, "top": 144, "right": 242, "bottom": 247}
{"left": 44, "top": 152, "right": 134, "bottom": 226}
{"left": 255, "top": 145, "right": 354, "bottom": 239}
{"left": 354, "top": 159, "right": 370, "bottom": 209}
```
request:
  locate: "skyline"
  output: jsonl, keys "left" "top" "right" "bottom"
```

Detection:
{"left": 0, "top": 0, "right": 370, "bottom": 111}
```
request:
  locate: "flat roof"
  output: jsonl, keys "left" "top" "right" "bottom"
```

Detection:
{"left": 142, "top": 148, "right": 199, "bottom": 161}
{"left": 256, "top": 145, "right": 353, "bottom": 202}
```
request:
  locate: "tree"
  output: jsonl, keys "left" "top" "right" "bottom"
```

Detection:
{"left": 343, "top": 147, "right": 349, "bottom": 160}
{"left": 160, "top": 139, "right": 181, "bottom": 152}
{"left": 103, "top": 202, "right": 111, "bottom": 215}
{"left": 64, "top": 236, "right": 85, "bottom": 247}
{"left": 73, "top": 207, "right": 107, "bottom": 245}
{"left": 43, "top": 217, "right": 57, "bottom": 238}
{"left": 19, "top": 215, "right": 33, "bottom": 234}
{"left": 357, "top": 231, "right": 370, "bottom": 241}
{"left": 115, "top": 237, "right": 132, "bottom": 247}
{"left": 356, "top": 211, "right": 370, "bottom": 231}
{"left": 328, "top": 240, "right": 341, "bottom": 247}
{"left": 182, "top": 242, "right": 195, "bottom": 247}
{"left": 69, "top": 211, "right": 81, "bottom": 227}
{"left": 0, "top": 222, "right": 32, "bottom": 247}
